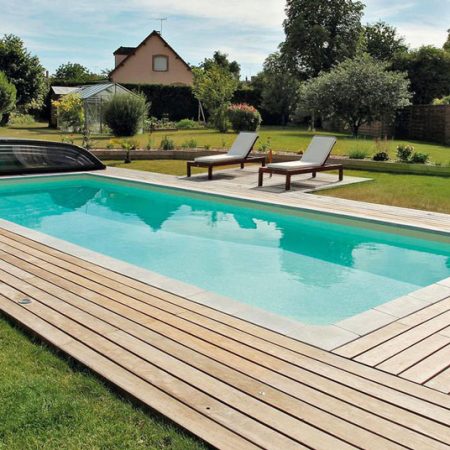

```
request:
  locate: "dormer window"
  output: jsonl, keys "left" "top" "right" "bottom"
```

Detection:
{"left": 153, "top": 55, "right": 168, "bottom": 72}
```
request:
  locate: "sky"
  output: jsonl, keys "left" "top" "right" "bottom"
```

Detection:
{"left": 0, "top": 0, "right": 448, "bottom": 78}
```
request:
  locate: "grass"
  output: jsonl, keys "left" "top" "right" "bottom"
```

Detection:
{"left": 320, "top": 170, "right": 450, "bottom": 214}
{"left": 0, "top": 316, "right": 206, "bottom": 450}
{"left": 104, "top": 160, "right": 450, "bottom": 214}
{"left": 2, "top": 122, "right": 450, "bottom": 164}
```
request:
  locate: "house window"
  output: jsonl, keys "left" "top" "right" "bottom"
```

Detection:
{"left": 153, "top": 55, "right": 168, "bottom": 72}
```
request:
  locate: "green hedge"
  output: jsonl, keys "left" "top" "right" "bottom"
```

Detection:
{"left": 123, "top": 84, "right": 198, "bottom": 121}
{"left": 125, "top": 84, "right": 282, "bottom": 125}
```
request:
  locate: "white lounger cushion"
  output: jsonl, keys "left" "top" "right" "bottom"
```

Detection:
{"left": 194, "top": 132, "right": 258, "bottom": 163}
{"left": 266, "top": 161, "right": 319, "bottom": 170}
{"left": 266, "top": 135, "right": 337, "bottom": 170}
{"left": 194, "top": 154, "right": 244, "bottom": 163}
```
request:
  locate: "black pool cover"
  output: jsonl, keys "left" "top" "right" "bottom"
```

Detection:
{"left": 0, "top": 139, "right": 106, "bottom": 175}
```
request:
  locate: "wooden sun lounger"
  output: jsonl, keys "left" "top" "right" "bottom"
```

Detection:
{"left": 187, "top": 155, "right": 266, "bottom": 180}
{"left": 259, "top": 163, "right": 343, "bottom": 191}
{"left": 258, "top": 135, "right": 342, "bottom": 190}
{"left": 187, "top": 132, "right": 264, "bottom": 180}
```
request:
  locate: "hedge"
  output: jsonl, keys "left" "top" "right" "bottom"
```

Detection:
{"left": 125, "top": 84, "right": 283, "bottom": 125}
{"left": 123, "top": 84, "right": 198, "bottom": 121}
{"left": 46, "top": 81, "right": 284, "bottom": 125}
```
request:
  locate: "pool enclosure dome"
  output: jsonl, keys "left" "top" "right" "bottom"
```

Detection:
{"left": 0, "top": 138, "right": 106, "bottom": 176}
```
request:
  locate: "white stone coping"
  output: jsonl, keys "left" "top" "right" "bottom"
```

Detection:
{"left": 0, "top": 169, "right": 449, "bottom": 350}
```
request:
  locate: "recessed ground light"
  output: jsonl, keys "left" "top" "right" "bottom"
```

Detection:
{"left": 18, "top": 298, "right": 32, "bottom": 305}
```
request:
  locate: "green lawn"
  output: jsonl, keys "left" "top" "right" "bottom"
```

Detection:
{"left": 104, "top": 160, "right": 450, "bottom": 214}
{"left": 2, "top": 122, "right": 450, "bottom": 164}
{"left": 0, "top": 316, "right": 206, "bottom": 450}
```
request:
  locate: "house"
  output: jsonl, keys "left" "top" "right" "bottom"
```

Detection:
{"left": 110, "top": 31, "right": 193, "bottom": 86}
{"left": 50, "top": 83, "right": 134, "bottom": 131}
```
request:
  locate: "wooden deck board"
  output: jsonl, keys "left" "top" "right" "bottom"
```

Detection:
{"left": 1, "top": 228, "right": 450, "bottom": 449}
{"left": 335, "top": 288, "right": 450, "bottom": 396}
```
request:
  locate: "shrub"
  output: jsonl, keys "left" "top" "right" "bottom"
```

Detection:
{"left": 181, "top": 139, "right": 197, "bottom": 149}
{"left": 120, "top": 139, "right": 138, "bottom": 150}
{"left": 160, "top": 136, "right": 175, "bottom": 150}
{"left": 372, "top": 152, "right": 389, "bottom": 161}
{"left": 176, "top": 119, "right": 197, "bottom": 129}
{"left": 9, "top": 112, "right": 34, "bottom": 126}
{"left": 52, "top": 93, "right": 84, "bottom": 131}
{"left": 410, "top": 152, "right": 429, "bottom": 164}
{"left": 258, "top": 137, "right": 272, "bottom": 152}
{"left": 103, "top": 93, "right": 148, "bottom": 136}
{"left": 145, "top": 138, "right": 154, "bottom": 150}
{"left": 106, "top": 140, "right": 115, "bottom": 149}
{"left": 432, "top": 95, "right": 450, "bottom": 105}
{"left": 396, "top": 144, "right": 414, "bottom": 162}
{"left": 227, "top": 103, "right": 262, "bottom": 132}
{"left": 208, "top": 106, "right": 230, "bottom": 133}
{"left": 61, "top": 135, "right": 75, "bottom": 144}
{"left": 348, "top": 150, "right": 368, "bottom": 159}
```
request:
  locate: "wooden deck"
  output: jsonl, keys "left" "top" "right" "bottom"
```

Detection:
{"left": 1, "top": 227, "right": 450, "bottom": 449}
{"left": 334, "top": 296, "right": 450, "bottom": 394}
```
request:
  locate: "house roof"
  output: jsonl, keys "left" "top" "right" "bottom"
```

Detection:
{"left": 113, "top": 46, "right": 135, "bottom": 55}
{"left": 109, "top": 30, "right": 191, "bottom": 77}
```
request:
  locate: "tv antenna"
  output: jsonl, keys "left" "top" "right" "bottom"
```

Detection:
{"left": 154, "top": 17, "right": 168, "bottom": 35}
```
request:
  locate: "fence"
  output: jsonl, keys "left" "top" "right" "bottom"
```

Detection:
{"left": 352, "top": 105, "right": 450, "bottom": 145}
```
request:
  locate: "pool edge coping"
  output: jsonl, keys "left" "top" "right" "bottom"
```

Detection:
{"left": 0, "top": 169, "right": 449, "bottom": 350}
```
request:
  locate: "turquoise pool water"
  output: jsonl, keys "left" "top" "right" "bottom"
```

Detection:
{"left": 0, "top": 174, "right": 449, "bottom": 325}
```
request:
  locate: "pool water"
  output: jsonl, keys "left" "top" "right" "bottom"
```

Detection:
{"left": 0, "top": 174, "right": 449, "bottom": 325}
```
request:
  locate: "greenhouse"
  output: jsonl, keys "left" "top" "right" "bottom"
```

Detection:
{"left": 50, "top": 83, "right": 135, "bottom": 132}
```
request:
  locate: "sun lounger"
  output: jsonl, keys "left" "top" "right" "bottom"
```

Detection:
{"left": 187, "top": 132, "right": 264, "bottom": 180}
{"left": 258, "top": 136, "right": 342, "bottom": 190}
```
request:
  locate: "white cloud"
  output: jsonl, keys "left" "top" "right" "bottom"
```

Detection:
{"left": 396, "top": 24, "right": 448, "bottom": 49}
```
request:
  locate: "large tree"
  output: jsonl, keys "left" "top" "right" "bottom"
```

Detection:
{"left": 443, "top": 29, "right": 450, "bottom": 52}
{"left": 392, "top": 46, "right": 450, "bottom": 104}
{"left": 0, "top": 34, "right": 46, "bottom": 111}
{"left": 362, "top": 21, "right": 407, "bottom": 61}
{"left": 192, "top": 64, "right": 238, "bottom": 132}
{"left": 281, "top": 0, "right": 364, "bottom": 79}
{"left": 260, "top": 52, "right": 299, "bottom": 125}
{"left": 0, "top": 71, "right": 16, "bottom": 122}
{"left": 53, "top": 62, "right": 103, "bottom": 83}
{"left": 298, "top": 53, "right": 411, "bottom": 136}
{"left": 201, "top": 51, "right": 241, "bottom": 79}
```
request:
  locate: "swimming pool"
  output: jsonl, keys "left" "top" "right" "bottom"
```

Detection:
{"left": 0, "top": 174, "right": 449, "bottom": 325}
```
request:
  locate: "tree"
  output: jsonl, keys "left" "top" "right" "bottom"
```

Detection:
{"left": 0, "top": 71, "right": 16, "bottom": 122}
{"left": 0, "top": 34, "right": 46, "bottom": 111}
{"left": 281, "top": 0, "right": 364, "bottom": 79}
{"left": 201, "top": 51, "right": 241, "bottom": 79}
{"left": 192, "top": 64, "right": 238, "bottom": 132}
{"left": 52, "top": 93, "right": 84, "bottom": 131}
{"left": 362, "top": 21, "right": 407, "bottom": 61}
{"left": 53, "top": 62, "right": 102, "bottom": 83}
{"left": 392, "top": 46, "right": 450, "bottom": 104}
{"left": 444, "top": 29, "right": 450, "bottom": 52}
{"left": 298, "top": 53, "right": 411, "bottom": 136}
{"left": 259, "top": 52, "right": 299, "bottom": 125}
